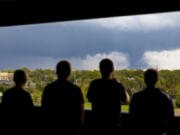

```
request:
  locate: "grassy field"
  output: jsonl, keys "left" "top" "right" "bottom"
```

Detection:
{"left": 85, "top": 102, "right": 180, "bottom": 116}
{"left": 84, "top": 103, "right": 129, "bottom": 112}
{"left": 85, "top": 99, "right": 177, "bottom": 110}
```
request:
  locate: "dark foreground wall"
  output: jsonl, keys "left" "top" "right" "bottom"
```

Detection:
{"left": 32, "top": 107, "right": 180, "bottom": 135}
{"left": 0, "top": 106, "right": 179, "bottom": 134}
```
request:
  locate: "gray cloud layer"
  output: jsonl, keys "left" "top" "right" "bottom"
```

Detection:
{"left": 0, "top": 12, "right": 180, "bottom": 69}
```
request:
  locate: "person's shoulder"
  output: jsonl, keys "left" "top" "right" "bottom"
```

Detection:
{"left": 158, "top": 88, "right": 167, "bottom": 96}
{"left": 3, "top": 87, "right": 30, "bottom": 98}
{"left": 114, "top": 81, "right": 124, "bottom": 87}
{"left": 154, "top": 88, "right": 173, "bottom": 108}
{"left": 42, "top": 81, "right": 57, "bottom": 96}
{"left": 4, "top": 87, "right": 14, "bottom": 92}
{"left": 21, "top": 88, "right": 30, "bottom": 95}
{"left": 90, "top": 79, "right": 102, "bottom": 85}
{"left": 14, "top": 87, "right": 31, "bottom": 97}
{"left": 3, "top": 87, "right": 14, "bottom": 96}
{"left": 20, "top": 90, "right": 31, "bottom": 100}
{"left": 64, "top": 81, "right": 83, "bottom": 97}
{"left": 132, "top": 89, "right": 145, "bottom": 100}
{"left": 90, "top": 79, "right": 123, "bottom": 86}
{"left": 110, "top": 80, "right": 125, "bottom": 90}
{"left": 66, "top": 80, "right": 80, "bottom": 90}
{"left": 45, "top": 80, "right": 58, "bottom": 89}
{"left": 91, "top": 79, "right": 102, "bottom": 83}
{"left": 158, "top": 88, "right": 171, "bottom": 101}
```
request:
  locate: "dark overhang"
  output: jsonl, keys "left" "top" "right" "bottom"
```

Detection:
{"left": 0, "top": 1, "right": 180, "bottom": 27}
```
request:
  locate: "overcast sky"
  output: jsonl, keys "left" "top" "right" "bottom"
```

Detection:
{"left": 0, "top": 11, "right": 180, "bottom": 70}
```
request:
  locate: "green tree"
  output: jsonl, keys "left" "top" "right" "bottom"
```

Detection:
{"left": 31, "top": 89, "right": 42, "bottom": 106}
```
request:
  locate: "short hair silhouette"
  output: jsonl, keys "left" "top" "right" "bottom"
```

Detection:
{"left": 56, "top": 60, "right": 71, "bottom": 78}
{"left": 144, "top": 69, "right": 158, "bottom": 87}
{"left": 13, "top": 70, "right": 27, "bottom": 85}
{"left": 99, "top": 58, "right": 114, "bottom": 77}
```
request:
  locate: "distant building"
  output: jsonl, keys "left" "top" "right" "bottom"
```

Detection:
{"left": 91, "top": 69, "right": 98, "bottom": 72}
{"left": 84, "top": 79, "right": 91, "bottom": 84}
{"left": 25, "top": 81, "right": 36, "bottom": 88}
{"left": 0, "top": 72, "right": 14, "bottom": 86}
{"left": 0, "top": 72, "right": 13, "bottom": 81}
{"left": 0, "top": 80, "right": 14, "bottom": 86}
{"left": 127, "top": 77, "right": 135, "bottom": 80}
{"left": 74, "top": 79, "right": 81, "bottom": 84}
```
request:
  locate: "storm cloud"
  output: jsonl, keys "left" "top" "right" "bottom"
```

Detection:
{"left": 0, "top": 11, "right": 180, "bottom": 70}
{"left": 142, "top": 49, "right": 180, "bottom": 70}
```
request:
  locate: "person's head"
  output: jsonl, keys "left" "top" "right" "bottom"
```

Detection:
{"left": 56, "top": 60, "right": 71, "bottom": 80}
{"left": 14, "top": 70, "right": 27, "bottom": 87}
{"left": 144, "top": 69, "right": 158, "bottom": 87}
{"left": 99, "top": 58, "right": 114, "bottom": 78}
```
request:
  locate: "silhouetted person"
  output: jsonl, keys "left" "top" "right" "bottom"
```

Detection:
{"left": 1, "top": 70, "right": 34, "bottom": 133}
{"left": 42, "top": 60, "right": 84, "bottom": 135}
{"left": 87, "top": 58, "right": 130, "bottom": 135}
{"left": 129, "top": 69, "right": 174, "bottom": 135}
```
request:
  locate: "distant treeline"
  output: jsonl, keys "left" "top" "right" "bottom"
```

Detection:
{"left": 1, "top": 68, "right": 180, "bottom": 107}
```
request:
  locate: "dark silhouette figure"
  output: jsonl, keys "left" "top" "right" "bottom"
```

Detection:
{"left": 129, "top": 69, "right": 174, "bottom": 135}
{"left": 1, "top": 70, "right": 34, "bottom": 133}
{"left": 42, "top": 60, "right": 84, "bottom": 135}
{"left": 87, "top": 58, "right": 130, "bottom": 135}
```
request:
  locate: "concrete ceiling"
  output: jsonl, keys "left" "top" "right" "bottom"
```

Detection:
{"left": 0, "top": 2, "right": 179, "bottom": 27}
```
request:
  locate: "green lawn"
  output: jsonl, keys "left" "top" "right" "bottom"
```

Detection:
{"left": 121, "top": 105, "right": 129, "bottom": 112}
{"left": 85, "top": 100, "right": 179, "bottom": 112}
{"left": 173, "top": 99, "right": 178, "bottom": 109}
{"left": 84, "top": 103, "right": 92, "bottom": 109}
{"left": 84, "top": 102, "right": 180, "bottom": 116}
{"left": 84, "top": 103, "right": 129, "bottom": 112}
